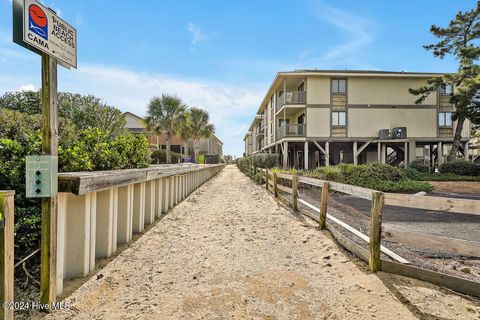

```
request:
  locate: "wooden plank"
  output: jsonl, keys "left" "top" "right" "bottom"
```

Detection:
{"left": 58, "top": 164, "right": 225, "bottom": 195}
{"left": 276, "top": 172, "right": 293, "bottom": 180}
{"left": 319, "top": 182, "right": 329, "bottom": 230}
{"left": 297, "top": 176, "right": 373, "bottom": 200}
{"left": 297, "top": 198, "right": 409, "bottom": 264}
{"left": 382, "top": 226, "right": 480, "bottom": 258}
{"left": 381, "top": 260, "right": 480, "bottom": 298}
{"left": 326, "top": 222, "right": 370, "bottom": 262}
{"left": 292, "top": 174, "right": 298, "bottom": 210}
{"left": 369, "top": 191, "right": 384, "bottom": 273}
{"left": 384, "top": 193, "right": 480, "bottom": 215}
{"left": 273, "top": 172, "right": 278, "bottom": 198}
{"left": 277, "top": 184, "right": 293, "bottom": 194}
{"left": 0, "top": 192, "right": 14, "bottom": 320}
{"left": 40, "top": 53, "right": 58, "bottom": 306}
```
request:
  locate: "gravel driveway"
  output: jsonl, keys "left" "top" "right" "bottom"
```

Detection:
{"left": 43, "top": 165, "right": 479, "bottom": 319}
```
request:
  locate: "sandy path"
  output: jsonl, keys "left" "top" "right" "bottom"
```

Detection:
{"left": 44, "top": 165, "right": 420, "bottom": 319}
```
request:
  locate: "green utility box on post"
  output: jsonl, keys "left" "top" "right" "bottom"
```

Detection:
{"left": 25, "top": 155, "right": 58, "bottom": 198}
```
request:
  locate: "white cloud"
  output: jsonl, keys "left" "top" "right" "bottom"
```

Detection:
{"left": 187, "top": 22, "right": 208, "bottom": 45}
{"left": 56, "top": 64, "right": 263, "bottom": 156}
{"left": 18, "top": 84, "right": 36, "bottom": 91}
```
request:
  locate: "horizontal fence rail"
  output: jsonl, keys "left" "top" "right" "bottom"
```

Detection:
{"left": 240, "top": 166, "right": 480, "bottom": 298}
{"left": 55, "top": 164, "right": 224, "bottom": 296}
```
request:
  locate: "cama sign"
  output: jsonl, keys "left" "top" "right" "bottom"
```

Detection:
{"left": 13, "top": 0, "right": 77, "bottom": 69}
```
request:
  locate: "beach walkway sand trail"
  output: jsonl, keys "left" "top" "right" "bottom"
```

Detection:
{"left": 44, "top": 165, "right": 474, "bottom": 319}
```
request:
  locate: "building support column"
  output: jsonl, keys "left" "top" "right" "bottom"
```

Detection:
{"left": 377, "top": 142, "right": 381, "bottom": 162}
{"left": 465, "top": 141, "right": 470, "bottom": 161}
{"left": 408, "top": 140, "right": 416, "bottom": 163}
{"left": 437, "top": 142, "right": 443, "bottom": 166}
{"left": 304, "top": 141, "right": 309, "bottom": 170}
{"left": 325, "top": 141, "right": 330, "bottom": 167}
{"left": 381, "top": 144, "right": 386, "bottom": 164}
{"left": 282, "top": 141, "right": 288, "bottom": 168}
{"left": 404, "top": 142, "right": 409, "bottom": 166}
{"left": 353, "top": 141, "right": 358, "bottom": 165}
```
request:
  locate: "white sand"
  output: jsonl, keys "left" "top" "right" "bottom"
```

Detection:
{"left": 44, "top": 165, "right": 479, "bottom": 319}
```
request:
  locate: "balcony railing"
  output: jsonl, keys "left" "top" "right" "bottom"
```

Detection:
{"left": 276, "top": 91, "right": 306, "bottom": 112}
{"left": 276, "top": 123, "right": 306, "bottom": 140}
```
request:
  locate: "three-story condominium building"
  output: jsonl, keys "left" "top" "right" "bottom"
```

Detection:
{"left": 244, "top": 70, "right": 472, "bottom": 169}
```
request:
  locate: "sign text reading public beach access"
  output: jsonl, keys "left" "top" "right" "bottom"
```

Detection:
{"left": 22, "top": 0, "right": 77, "bottom": 68}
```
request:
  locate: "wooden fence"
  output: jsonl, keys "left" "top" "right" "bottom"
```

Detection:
{"left": 247, "top": 166, "right": 480, "bottom": 298}
{"left": 0, "top": 191, "right": 14, "bottom": 320}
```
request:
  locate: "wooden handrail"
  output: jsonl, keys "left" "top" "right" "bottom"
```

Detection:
{"left": 59, "top": 164, "right": 225, "bottom": 195}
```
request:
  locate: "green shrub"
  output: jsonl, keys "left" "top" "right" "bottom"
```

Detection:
{"left": 339, "top": 163, "right": 405, "bottom": 184}
{"left": 439, "top": 160, "right": 480, "bottom": 176}
{"left": 308, "top": 166, "right": 344, "bottom": 182}
{"left": 251, "top": 154, "right": 280, "bottom": 169}
{"left": 373, "top": 180, "right": 433, "bottom": 193}
{"left": 407, "top": 159, "right": 430, "bottom": 173}
{"left": 0, "top": 106, "right": 151, "bottom": 257}
{"left": 276, "top": 162, "right": 432, "bottom": 193}
{"left": 403, "top": 167, "right": 422, "bottom": 180}
{"left": 254, "top": 172, "right": 263, "bottom": 184}
{"left": 151, "top": 149, "right": 182, "bottom": 164}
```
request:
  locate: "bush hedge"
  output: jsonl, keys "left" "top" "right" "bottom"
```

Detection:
{"left": 439, "top": 160, "right": 480, "bottom": 176}
{"left": 304, "top": 163, "right": 431, "bottom": 193}
{"left": 407, "top": 159, "right": 430, "bottom": 173}
{"left": 236, "top": 154, "right": 280, "bottom": 174}
{"left": 151, "top": 149, "right": 183, "bottom": 164}
{"left": 0, "top": 97, "right": 152, "bottom": 257}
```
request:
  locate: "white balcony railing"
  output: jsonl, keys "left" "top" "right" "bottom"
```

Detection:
{"left": 276, "top": 91, "right": 306, "bottom": 112}
{"left": 276, "top": 123, "right": 306, "bottom": 140}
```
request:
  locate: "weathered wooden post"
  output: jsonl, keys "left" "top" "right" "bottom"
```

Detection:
{"left": 0, "top": 191, "right": 14, "bottom": 320}
{"left": 369, "top": 191, "right": 384, "bottom": 272}
{"left": 13, "top": 0, "right": 78, "bottom": 305}
{"left": 319, "top": 182, "right": 329, "bottom": 229}
{"left": 273, "top": 172, "right": 278, "bottom": 197}
{"left": 265, "top": 170, "right": 269, "bottom": 191}
{"left": 292, "top": 173, "right": 298, "bottom": 211}
{"left": 40, "top": 52, "right": 58, "bottom": 306}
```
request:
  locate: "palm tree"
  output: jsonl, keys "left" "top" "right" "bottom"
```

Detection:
{"left": 183, "top": 107, "right": 215, "bottom": 163}
{"left": 145, "top": 94, "right": 187, "bottom": 164}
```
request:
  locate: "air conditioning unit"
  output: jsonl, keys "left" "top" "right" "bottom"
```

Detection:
{"left": 378, "top": 129, "right": 391, "bottom": 140}
{"left": 392, "top": 127, "right": 407, "bottom": 139}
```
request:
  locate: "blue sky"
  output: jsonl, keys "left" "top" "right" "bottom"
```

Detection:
{"left": 0, "top": 0, "right": 475, "bottom": 156}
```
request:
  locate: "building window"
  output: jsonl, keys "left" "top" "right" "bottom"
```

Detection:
{"left": 332, "top": 111, "right": 346, "bottom": 126}
{"left": 279, "top": 119, "right": 289, "bottom": 127}
{"left": 439, "top": 84, "right": 453, "bottom": 95}
{"left": 332, "top": 79, "right": 346, "bottom": 93}
{"left": 438, "top": 112, "right": 453, "bottom": 127}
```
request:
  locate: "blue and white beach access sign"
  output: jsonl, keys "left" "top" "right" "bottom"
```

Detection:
{"left": 21, "top": 0, "right": 77, "bottom": 68}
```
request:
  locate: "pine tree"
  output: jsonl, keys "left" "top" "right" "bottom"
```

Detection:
{"left": 410, "top": 1, "right": 480, "bottom": 161}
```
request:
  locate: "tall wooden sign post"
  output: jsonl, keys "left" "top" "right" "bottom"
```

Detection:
{"left": 40, "top": 52, "right": 58, "bottom": 305}
{"left": 13, "top": 0, "right": 77, "bottom": 308}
